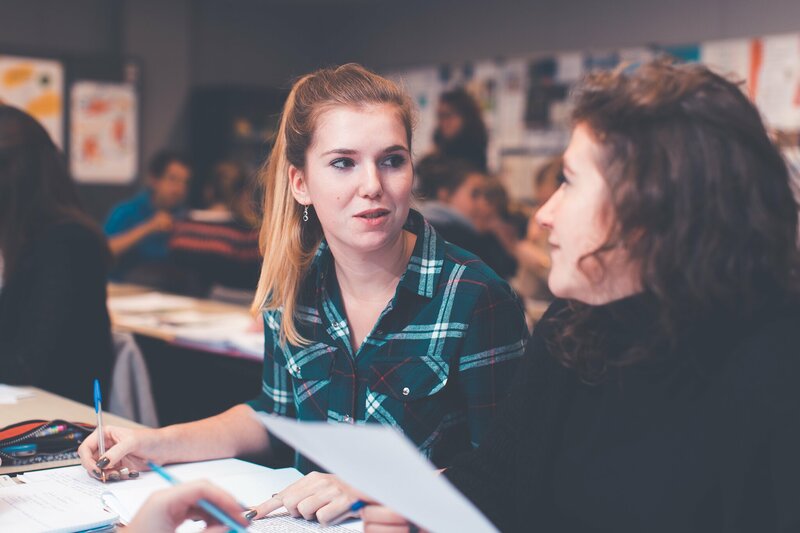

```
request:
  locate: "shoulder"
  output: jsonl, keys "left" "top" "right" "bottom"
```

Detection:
{"left": 104, "top": 192, "right": 150, "bottom": 232}
{"left": 40, "top": 220, "right": 106, "bottom": 253}
{"left": 440, "top": 240, "right": 512, "bottom": 297}
{"left": 726, "top": 304, "right": 800, "bottom": 383}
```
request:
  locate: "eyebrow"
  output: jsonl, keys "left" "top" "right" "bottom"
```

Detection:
{"left": 320, "top": 145, "right": 409, "bottom": 157}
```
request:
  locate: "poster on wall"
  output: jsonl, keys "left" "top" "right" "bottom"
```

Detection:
{"left": 752, "top": 34, "right": 800, "bottom": 131}
{"left": 0, "top": 54, "right": 64, "bottom": 148}
{"left": 70, "top": 81, "right": 138, "bottom": 184}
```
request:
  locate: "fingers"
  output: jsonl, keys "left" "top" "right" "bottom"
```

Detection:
{"left": 251, "top": 494, "right": 284, "bottom": 519}
{"left": 361, "top": 505, "right": 410, "bottom": 524}
{"left": 177, "top": 481, "right": 249, "bottom": 527}
{"left": 316, "top": 493, "right": 355, "bottom": 526}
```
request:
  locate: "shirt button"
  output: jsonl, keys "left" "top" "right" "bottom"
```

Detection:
{"left": 343, "top": 415, "right": 352, "bottom": 423}
{"left": 292, "top": 365, "right": 300, "bottom": 373}
{"left": 375, "top": 329, "right": 384, "bottom": 336}
{"left": 402, "top": 387, "right": 410, "bottom": 396}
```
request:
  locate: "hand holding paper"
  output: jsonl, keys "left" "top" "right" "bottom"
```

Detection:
{"left": 257, "top": 413, "right": 498, "bottom": 533}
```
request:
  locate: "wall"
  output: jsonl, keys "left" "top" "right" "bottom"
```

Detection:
{"left": 306, "top": 0, "right": 800, "bottom": 72}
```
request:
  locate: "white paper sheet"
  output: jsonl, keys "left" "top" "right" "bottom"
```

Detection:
{"left": 0, "top": 480, "right": 117, "bottom": 533}
{"left": 107, "top": 292, "right": 196, "bottom": 313}
{"left": 258, "top": 414, "right": 499, "bottom": 533}
{"left": 0, "top": 384, "right": 35, "bottom": 404}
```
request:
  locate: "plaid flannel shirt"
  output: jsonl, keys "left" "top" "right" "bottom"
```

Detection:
{"left": 247, "top": 210, "right": 528, "bottom": 473}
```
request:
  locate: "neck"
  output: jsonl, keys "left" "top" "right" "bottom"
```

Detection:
{"left": 329, "top": 230, "right": 415, "bottom": 303}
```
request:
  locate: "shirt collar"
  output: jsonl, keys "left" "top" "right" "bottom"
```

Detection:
{"left": 312, "top": 209, "right": 445, "bottom": 300}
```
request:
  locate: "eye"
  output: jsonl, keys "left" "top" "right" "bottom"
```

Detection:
{"left": 381, "top": 154, "right": 407, "bottom": 169}
{"left": 331, "top": 157, "right": 355, "bottom": 169}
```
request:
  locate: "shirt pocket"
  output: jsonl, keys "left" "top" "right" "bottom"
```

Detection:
{"left": 365, "top": 357, "right": 452, "bottom": 449}
{"left": 367, "top": 357, "right": 450, "bottom": 401}
{"left": 273, "top": 342, "right": 336, "bottom": 381}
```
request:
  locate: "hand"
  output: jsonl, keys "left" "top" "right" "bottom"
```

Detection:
{"left": 124, "top": 480, "right": 249, "bottom": 533}
{"left": 77, "top": 425, "right": 166, "bottom": 482}
{"left": 148, "top": 211, "right": 174, "bottom": 233}
{"left": 362, "top": 505, "right": 427, "bottom": 533}
{"left": 250, "top": 471, "right": 360, "bottom": 524}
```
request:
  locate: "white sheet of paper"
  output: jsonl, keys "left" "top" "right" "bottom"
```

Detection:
{"left": 258, "top": 414, "right": 499, "bottom": 533}
{"left": 0, "top": 384, "right": 35, "bottom": 404}
{"left": 0, "top": 480, "right": 117, "bottom": 533}
{"left": 107, "top": 292, "right": 195, "bottom": 313}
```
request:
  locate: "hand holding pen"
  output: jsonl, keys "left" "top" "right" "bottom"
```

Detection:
{"left": 81, "top": 380, "right": 155, "bottom": 482}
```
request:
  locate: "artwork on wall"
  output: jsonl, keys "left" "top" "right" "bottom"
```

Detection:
{"left": 70, "top": 80, "right": 138, "bottom": 184}
{"left": 0, "top": 54, "right": 64, "bottom": 148}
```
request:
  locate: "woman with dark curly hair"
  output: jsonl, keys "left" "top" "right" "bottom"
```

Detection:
{"left": 361, "top": 60, "right": 800, "bottom": 532}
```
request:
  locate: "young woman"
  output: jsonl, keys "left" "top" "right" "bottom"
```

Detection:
{"left": 0, "top": 105, "right": 113, "bottom": 405}
{"left": 432, "top": 87, "right": 489, "bottom": 171}
{"left": 79, "top": 64, "right": 527, "bottom": 524}
{"left": 362, "top": 60, "right": 800, "bottom": 532}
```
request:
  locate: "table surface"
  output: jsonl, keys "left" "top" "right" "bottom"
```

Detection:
{"left": 0, "top": 387, "right": 142, "bottom": 475}
{"left": 107, "top": 283, "right": 257, "bottom": 344}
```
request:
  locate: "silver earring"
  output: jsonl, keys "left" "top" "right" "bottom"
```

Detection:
{"left": 303, "top": 205, "right": 309, "bottom": 222}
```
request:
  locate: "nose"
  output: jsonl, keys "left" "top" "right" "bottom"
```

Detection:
{"left": 358, "top": 162, "right": 383, "bottom": 199}
{"left": 535, "top": 185, "right": 562, "bottom": 231}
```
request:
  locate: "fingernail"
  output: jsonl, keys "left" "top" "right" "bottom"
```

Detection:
{"left": 92, "top": 469, "right": 102, "bottom": 478}
{"left": 128, "top": 470, "right": 139, "bottom": 479}
{"left": 108, "top": 472, "right": 120, "bottom": 481}
{"left": 244, "top": 510, "right": 257, "bottom": 521}
{"left": 96, "top": 457, "right": 110, "bottom": 468}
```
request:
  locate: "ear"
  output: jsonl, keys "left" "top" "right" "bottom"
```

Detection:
{"left": 288, "top": 165, "right": 311, "bottom": 206}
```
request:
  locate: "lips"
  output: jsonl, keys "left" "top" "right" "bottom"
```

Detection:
{"left": 355, "top": 208, "right": 390, "bottom": 219}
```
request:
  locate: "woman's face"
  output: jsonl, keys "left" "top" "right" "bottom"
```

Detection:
{"left": 436, "top": 101, "right": 463, "bottom": 140}
{"left": 289, "top": 104, "right": 413, "bottom": 257}
{"left": 536, "top": 123, "right": 640, "bottom": 305}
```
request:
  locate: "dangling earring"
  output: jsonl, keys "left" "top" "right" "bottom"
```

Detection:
{"left": 303, "top": 205, "right": 309, "bottom": 222}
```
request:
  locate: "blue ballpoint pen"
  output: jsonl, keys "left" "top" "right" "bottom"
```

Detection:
{"left": 93, "top": 379, "right": 106, "bottom": 482}
{"left": 146, "top": 460, "right": 249, "bottom": 533}
{"left": 322, "top": 499, "right": 366, "bottom": 527}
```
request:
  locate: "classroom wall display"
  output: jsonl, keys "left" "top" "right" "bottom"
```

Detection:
{"left": 0, "top": 54, "right": 65, "bottom": 148}
{"left": 70, "top": 80, "right": 138, "bottom": 184}
{"left": 387, "top": 32, "right": 800, "bottom": 202}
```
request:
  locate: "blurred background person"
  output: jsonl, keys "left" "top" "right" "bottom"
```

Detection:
{"left": 169, "top": 160, "right": 261, "bottom": 298}
{"left": 512, "top": 156, "right": 563, "bottom": 301}
{"left": 104, "top": 150, "right": 192, "bottom": 287}
{"left": 432, "top": 87, "right": 489, "bottom": 172}
{"left": 0, "top": 105, "right": 113, "bottom": 406}
{"left": 415, "top": 154, "right": 517, "bottom": 279}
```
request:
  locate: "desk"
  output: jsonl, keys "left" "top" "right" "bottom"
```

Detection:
{"left": 0, "top": 387, "right": 141, "bottom": 475}
{"left": 107, "top": 285, "right": 264, "bottom": 426}
{"left": 108, "top": 284, "right": 262, "bottom": 361}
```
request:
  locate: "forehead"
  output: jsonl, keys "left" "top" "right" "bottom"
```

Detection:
{"left": 311, "top": 104, "right": 408, "bottom": 150}
{"left": 563, "top": 123, "right": 605, "bottom": 174}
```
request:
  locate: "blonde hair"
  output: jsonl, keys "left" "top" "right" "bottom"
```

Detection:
{"left": 251, "top": 63, "right": 414, "bottom": 346}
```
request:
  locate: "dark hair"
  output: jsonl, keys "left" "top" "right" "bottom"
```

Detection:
{"left": 0, "top": 105, "right": 108, "bottom": 281}
{"left": 415, "top": 154, "right": 480, "bottom": 200}
{"left": 148, "top": 150, "right": 191, "bottom": 180}
{"left": 434, "top": 87, "right": 489, "bottom": 171}
{"left": 551, "top": 59, "right": 800, "bottom": 381}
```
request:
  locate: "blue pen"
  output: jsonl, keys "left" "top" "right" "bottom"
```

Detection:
{"left": 322, "top": 499, "right": 366, "bottom": 527}
{"left": 146, "top": 460, "right": 249, "bottom": 533}
{"left": 94, "top": 379, "right": 106, "bottom": 482}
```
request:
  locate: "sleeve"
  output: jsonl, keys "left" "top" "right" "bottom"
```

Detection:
{"left": 246, "top": 311, "right": 297, "bottom": 418}
{"left": 103, "top": 203, "right": 136, "bottom": 237}
{"left": 455, "top": 280, "right": 529, "bottom": 448}
{"left": 0, "top": 226, "right": 109, "bottom": 384}
{"left": 445, "top": 300, "right": 568, "bottom": 531}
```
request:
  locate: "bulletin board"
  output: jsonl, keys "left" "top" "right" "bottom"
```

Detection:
{"left": 386, "top": 32, "right": 800, "bottom": 201}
